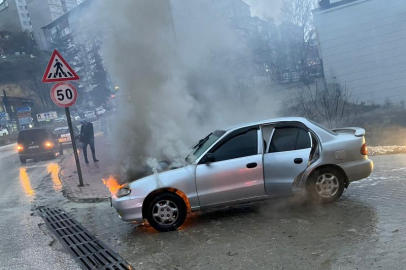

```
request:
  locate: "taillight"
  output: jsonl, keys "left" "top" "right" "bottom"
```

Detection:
{"left": 361, "top": 143, "right": 368, "bottom": 155}
{"left": 45, "top": 141, "right": 53, "bottom": 148}
{"left": 17, "top": 144, "right": 24, "bottom": 152}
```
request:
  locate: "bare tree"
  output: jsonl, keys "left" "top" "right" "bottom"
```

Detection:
{"left": 280, "top": 0, "right": 318, "bottom": 83}
{"left": 293, "top": 79, "right": 359, "bottom": 128}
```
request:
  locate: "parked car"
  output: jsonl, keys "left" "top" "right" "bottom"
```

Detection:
{"left": 53, "top": 126, "right": 80, "bottom": 146}
{"left": 17, "top": 128, "right": 63, "bottom": 163}
{"left": 54, "top": 116, "right": 66, "bottom": 123}
{"left": 72, "top": 114, "right": 81, "bottom": 121}
{"left": 112, "top": 117, "right": 374, "bottom": 232}
{"left": 96, "top": 107, "right": 106, "bottom": 116}
{"left": 84, "top": 111, "right": 97, "bottom": 120}
{"left": 0, "top": 128, "right": 8, "bottom": 136}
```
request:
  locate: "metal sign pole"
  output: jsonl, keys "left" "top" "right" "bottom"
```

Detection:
{"left": 65, "top": 107, "right": 84, "bottom": 187}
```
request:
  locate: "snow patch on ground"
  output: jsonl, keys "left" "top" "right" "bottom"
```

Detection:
{"left": 369, "top": 146, "right": 406, "bottom": 156}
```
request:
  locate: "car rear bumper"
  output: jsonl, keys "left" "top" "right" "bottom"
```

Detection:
{"left": 112, "top": 196, "right": 144, "bottom": 222}
{"left": 19, "top": 151, "right": 54, "bottom": 159}
{"left": 339, "top": 158, "right": 374, "bottom": 183}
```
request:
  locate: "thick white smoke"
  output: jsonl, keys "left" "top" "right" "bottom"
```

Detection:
{"left": 79, "top": 0, "right": 283, "bottom": 181}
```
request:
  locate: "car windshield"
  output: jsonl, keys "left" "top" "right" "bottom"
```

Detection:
{"left": 186, "top": 130, "right": 226, "bottom": 163}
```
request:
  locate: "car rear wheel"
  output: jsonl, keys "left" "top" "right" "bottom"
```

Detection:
{"left": 146, "top": 193, "right": 187, "bottom": 232}
{"left": 306, "top": 168, "right": 345, "bottom": 204}
{"left": 20, "top": 157, "right": 26, "bottom": 163}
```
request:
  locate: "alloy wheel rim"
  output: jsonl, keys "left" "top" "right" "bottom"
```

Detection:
{"left": 315, "top": 173, "right": 340, "bottom": 198}
{"left": 152, "top": 200, "right": 179, "bottom": 226}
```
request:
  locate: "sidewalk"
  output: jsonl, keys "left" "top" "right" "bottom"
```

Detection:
{"left": 59, "top": 133, "right": 114, "bottom": 202}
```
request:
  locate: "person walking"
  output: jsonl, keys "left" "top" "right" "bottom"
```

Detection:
{"left": 79, "top": 120, "right": 99, "bottom": 164}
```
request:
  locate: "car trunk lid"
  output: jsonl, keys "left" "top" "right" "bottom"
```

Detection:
{"left": 332, "top": 127, "right": 365, "bottom": 137}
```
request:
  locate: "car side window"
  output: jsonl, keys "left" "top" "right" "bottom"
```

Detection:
{"left": 296, "top": 129, "right": 311, "bottom": 150}
{"left": 212, "top": 129, "right": 258, "bottom": 162}
{"left": 269, "top": 127, "right": 310, "bottom": 153}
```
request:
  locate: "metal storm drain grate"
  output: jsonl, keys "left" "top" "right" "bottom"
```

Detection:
{"left": 38, "top": 207, "right": 133, "bottom": 270}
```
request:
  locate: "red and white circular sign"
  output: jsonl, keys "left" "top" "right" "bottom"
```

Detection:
{"left": 50, "top": 82, "right": 78, "bottom": 108}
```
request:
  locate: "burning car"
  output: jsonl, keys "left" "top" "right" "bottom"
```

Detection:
{"left": 112, "top": 117, "right": 373, "bottom": 232}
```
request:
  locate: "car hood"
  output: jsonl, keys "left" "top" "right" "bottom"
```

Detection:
{"left": 128, "top": 164, "right": 196, "bottom": 198}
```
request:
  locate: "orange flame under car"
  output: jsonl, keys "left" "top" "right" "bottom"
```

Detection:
{"left": 102, "top": 176, "right": 124, "bottom": 196}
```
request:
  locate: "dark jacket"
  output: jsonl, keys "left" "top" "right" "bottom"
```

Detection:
{"left": 80, "top": 122, "right": 94, "bottom": 142}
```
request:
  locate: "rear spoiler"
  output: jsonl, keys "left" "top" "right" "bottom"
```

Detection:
{"left": 332, "top": 127, "right": 365, "bottom": 137}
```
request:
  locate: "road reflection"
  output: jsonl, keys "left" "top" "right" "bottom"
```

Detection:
{"left": 19, "top": 167, "right": 35, "bottom": 200}
{"left": 47, "top": 163, "right": 62, "bottom": 192}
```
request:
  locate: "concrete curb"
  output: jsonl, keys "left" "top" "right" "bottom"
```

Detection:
{"left": 58, "top": 149, "right": 109, "bottom": 203}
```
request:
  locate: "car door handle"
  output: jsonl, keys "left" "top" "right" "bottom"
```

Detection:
{"left": 294, "top": 158, "right": 303, "bottom": 164}
{"left": 246, "top": 162, "right": 257, "bottom": 169}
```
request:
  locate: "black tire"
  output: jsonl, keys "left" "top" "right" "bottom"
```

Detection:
{"left": 146, "top": 193, "right": 187, "bottom": 232}
{"left": 306, "top": 168, "right": 345, "bottom": 204}
{"left": 20, "top": 157, "right": 27, "bottom": 163}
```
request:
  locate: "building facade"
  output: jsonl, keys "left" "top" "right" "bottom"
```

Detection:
{"left": 0, "top": 0, "right": 33, "bottom": 32}
{"left": 63, "top": 0, "right": 84, "bottom": 11}
{"left": 42, "top": 0, "right": 110, "bottom": 107}
{"left": 0, "top": 0, "right": 83, "bottom": 49}
{"left": 27, "top": 0, "right": 72, "bottom": 49}
{"left": 313, "top": 0, "right": 406, "bottom": 103}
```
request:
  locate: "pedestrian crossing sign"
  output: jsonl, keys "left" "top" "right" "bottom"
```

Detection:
{"left": 42, "top": 49, "right": 80, "bottom": 83}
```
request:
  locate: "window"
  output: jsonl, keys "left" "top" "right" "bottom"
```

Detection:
{"left": 188, "top": 130, "right": 225, "bottom": 162}
{"left": 212, "top": 129, "right": 258, "bottom": 162}
{"left": 0, "top": 0, "right": 9, "bottom": 12}
{"left": 48, "top": 0, "right": 61, "bottom": 5}
{"left": 269, "top": 128, "right": 311, "bottom": 153}
{"left": 50, "top": 5, "right": 63, "bottom": 13}
{"left": 20, "top": 13, "right": 25, "bottom": 18}
{"left": 19, "top": 5, "right": 23, "bottom": 9}
{"left": 296, "top": 129, "right": 311, "bottom": 150}
{"left": 309, "top": 120, "right": 337, "bottom": 135}
{"left": 22, "top": 21, "right": 27, "bottom": 25}
{"left": 18, "top": 0, "right": 22, "bottom": 2}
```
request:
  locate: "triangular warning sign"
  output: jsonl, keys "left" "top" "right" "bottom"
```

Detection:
{"left": 42, "top": 50, "right": 80, "bottom": 83}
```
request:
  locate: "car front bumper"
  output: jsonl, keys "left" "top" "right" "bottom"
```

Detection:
{"left": 339, "top": 158, "right": 374, "bottom": 183}
{"left": 112, "top": 196, "right": 144, "bottom": 222}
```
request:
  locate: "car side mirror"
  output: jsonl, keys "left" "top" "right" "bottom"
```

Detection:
{"left": 205, "top": 153, "right": 215, "bottom": 163}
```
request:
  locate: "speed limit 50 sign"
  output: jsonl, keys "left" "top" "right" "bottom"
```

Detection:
{"left": 50, "top": 82, "right": 78, "bottom": 108}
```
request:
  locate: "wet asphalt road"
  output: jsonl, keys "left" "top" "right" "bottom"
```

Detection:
{"left": 1, "top": 144, "right": 406, "bottom": 270}
{"left": 0, "top": 144, "right": 80, "bottom": 270}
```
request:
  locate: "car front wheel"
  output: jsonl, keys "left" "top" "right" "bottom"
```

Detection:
{"left": 146, "top": 193, "right": 187, "bottom": 232}
{"left": 306, "top": 168, "right": 345, "bottom": 204}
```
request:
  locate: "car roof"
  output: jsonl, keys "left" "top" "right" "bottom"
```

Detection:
{"left": 19, "top": 128, "right": 47, "bottom": 133}
{"left": 225, "top": 117, "right": 309, "bottom": 132}
{"left": 54, "top": 127, "right": 69, "bottom": 130}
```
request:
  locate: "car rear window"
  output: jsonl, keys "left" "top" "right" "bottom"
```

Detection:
{"left": 54, "top": 128, "right": 69, "bottom": 135}
{"left": 309, "top": 120, "right": 337, "bottom": 135}
{"left": 18, "top": 129, "right": 48, "bottom": 143}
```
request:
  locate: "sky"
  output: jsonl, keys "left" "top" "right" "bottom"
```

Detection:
{"left": 243, "top": 0, "right": 284, "bottom": 21}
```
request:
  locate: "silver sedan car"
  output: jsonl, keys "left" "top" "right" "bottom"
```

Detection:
{"left": 112, "top": 117, "right": 373, "bottom": 232}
